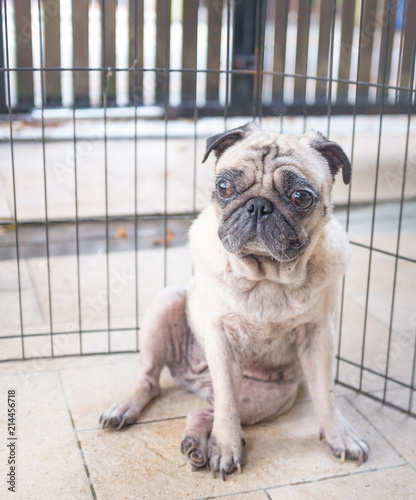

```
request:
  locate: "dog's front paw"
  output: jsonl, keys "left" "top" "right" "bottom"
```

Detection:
{"left": 320, "top": 414, "right": 369, "bottom": 465}
{"left": 99, "top": 399, "right": 140, "bottom": 430}
{"left": 208, "top": 432, "right": 244, "bottom": 480}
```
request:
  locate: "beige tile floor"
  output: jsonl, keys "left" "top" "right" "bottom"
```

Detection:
{"left": 0, "top": 354, "right": 415, "bottom": 499}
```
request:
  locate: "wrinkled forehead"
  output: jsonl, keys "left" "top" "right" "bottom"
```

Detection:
{"left": 215, "top": 131, "right": 328, "bottom": 186}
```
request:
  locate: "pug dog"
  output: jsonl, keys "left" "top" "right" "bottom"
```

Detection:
{"left": 100, "top": 122, "right": 369, "bottom": 479}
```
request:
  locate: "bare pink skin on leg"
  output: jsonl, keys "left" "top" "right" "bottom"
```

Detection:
{"left": 100, "top": 286, "right": 196, "bottom": 428}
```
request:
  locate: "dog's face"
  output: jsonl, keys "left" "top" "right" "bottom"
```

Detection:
{"left": 202, "top": 123, "right": 351, "bottom": 262}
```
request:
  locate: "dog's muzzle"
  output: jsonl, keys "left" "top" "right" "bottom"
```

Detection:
{"left": 218, "top": 196, "right": 308, "bottom": 261}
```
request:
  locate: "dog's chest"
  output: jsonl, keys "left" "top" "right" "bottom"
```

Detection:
{"left": 219, "top": 279, "right": 318, "bottom": 365}
{"left": 227, "top": 275, "right": 315, "bottom": 326}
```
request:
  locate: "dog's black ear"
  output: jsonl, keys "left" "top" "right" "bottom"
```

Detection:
{"left": 202, "top": 123, "right": 252, "bottom": 163}
{"left": 310, "top": 131, "right": 352, "bottom": 185}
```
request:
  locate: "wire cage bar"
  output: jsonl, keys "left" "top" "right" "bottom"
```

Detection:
{"left": 0, "top": 0, "right": 415, "bottom": 417}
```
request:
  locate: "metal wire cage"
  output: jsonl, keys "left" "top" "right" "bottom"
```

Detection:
{"left": 0, "top": 0, "right": 415, "bottom": 417}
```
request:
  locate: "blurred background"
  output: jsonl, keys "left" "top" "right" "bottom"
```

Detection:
{"left": 0, "top": 0, "right": 415, "bottom": 416}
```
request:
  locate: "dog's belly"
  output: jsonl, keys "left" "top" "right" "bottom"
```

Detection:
{"left": 171, "top": 319, "right": 302, "bottom": 401}
{"left": 187, "top": 310, "right": 303, "bottom": 385}
{"left": 243, "top": 360, "right": 301, "bottom": 383}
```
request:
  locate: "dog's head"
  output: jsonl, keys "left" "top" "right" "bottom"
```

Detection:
{"left": 202, "top": 122, "right": 351, "bottom": 262}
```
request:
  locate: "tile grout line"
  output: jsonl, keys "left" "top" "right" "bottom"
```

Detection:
{"left": 57, "top": 371, "right": 98, "bottom": 500}
{"left": 343, "top": 394, "right": 416, "bottom": 472}
{"left": 262, "top": 463, "right": 409, "bottom": 495}
{"left": 77, "top": 414, "right": 187, "bottom": 434}
{"left": 194, "top": 487, "right": 269, "bottom": 500}
{"left": 197, "top": 463, "right": 409, "bottom": 500}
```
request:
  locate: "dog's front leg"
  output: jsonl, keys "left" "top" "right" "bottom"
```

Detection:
{"left": 297, "top": 321, "right": 369, "bottom": 464}
{"left": 205, "top": 324, "right": 244, "bottom": 479}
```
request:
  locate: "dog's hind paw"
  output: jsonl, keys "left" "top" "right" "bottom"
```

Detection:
{"left": 181, "top": 436, "right": 207, "bottom": 469}
{"left": 99, "top": 400, "right": 140, "bottom": 430}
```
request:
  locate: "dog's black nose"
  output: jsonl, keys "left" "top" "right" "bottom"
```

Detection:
{"left": 245, "top": 197, "right": 274, "bottom": 221}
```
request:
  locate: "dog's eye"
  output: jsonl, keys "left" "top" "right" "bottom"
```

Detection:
{"left": 290, "top": 190, "right": 313, "bottom": 208}
{"left": 217, "top": 179, "right": 235, "bottom": 199}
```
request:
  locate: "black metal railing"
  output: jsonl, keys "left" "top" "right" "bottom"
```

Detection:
{"left": 1, "top": 0, "right": 415, "bottom": 116}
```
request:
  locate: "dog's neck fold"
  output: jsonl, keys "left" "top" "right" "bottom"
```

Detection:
{"left": 227, "top": 229, "right": 322, "bottom": 287}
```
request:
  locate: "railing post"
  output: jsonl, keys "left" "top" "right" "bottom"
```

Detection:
{"left": 73, "top": 0, "right": 90, "bottom": 107}
{"left": 230, "top": 0, "right": 257, "bottom": 115}
{"left": 101, "top": 0, "right": 117, "bottom": 106}
{"left": 14, "top": 0, "right": 34, "bottom": 112}
{"left": 44, "top": 0, "right": 62, "bottom": 106}
{"left": 205, "top": 0, "right": 223, "bottom": 110}
{"left": 128, "top": 0, "right": 144, "bottom": 106}
{"left": 155, "top": 0, "right": 171, "bottom": 106}
{"left": 181, "top": 0, "right": 198, "bottom": 109}
{"left": 0, "top": 0, "right": 7, "bottom": 114}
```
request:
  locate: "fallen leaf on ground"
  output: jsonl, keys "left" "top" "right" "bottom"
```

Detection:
{"left": 116, "top": 226, "right": 128, "bottom": 238}
{"left": 153, "top": 229, "right": 175, "bottom": 246}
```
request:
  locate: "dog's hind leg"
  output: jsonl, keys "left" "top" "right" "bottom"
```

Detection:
{"left": 181, "top": 407, "right": 214, "bottom": 469}
{"left": 99, "top": 286, "right": 189, "bottom": 429}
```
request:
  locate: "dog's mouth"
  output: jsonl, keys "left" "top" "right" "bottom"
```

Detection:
{"left": 217, "top": 198, "right": 309, "bottom": 262}
{"left": 240, "top": 237, "right": 308, "bottom": 262}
